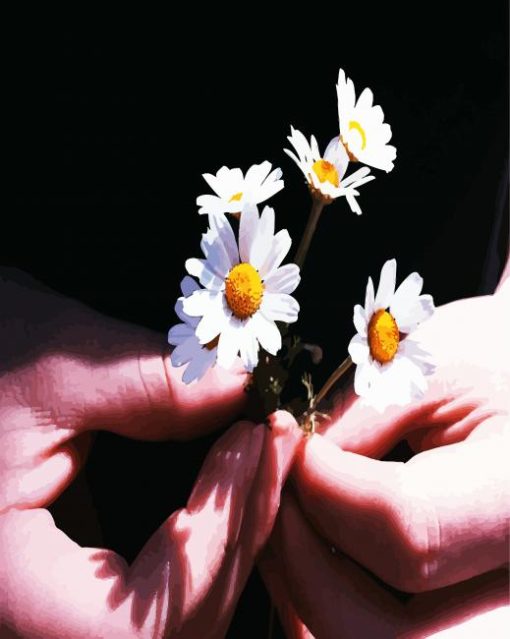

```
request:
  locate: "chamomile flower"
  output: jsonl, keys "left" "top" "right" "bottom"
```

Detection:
{"left": 196, "top": 161, "right": 284, "bottom": 216}
{"left": 284, "top": 126, "right": 375, "bottom": 213}
{"left": 348, "top": 259, "right": 435, "bottom": 411}
{"left": 168, "top": 276, "right": 218, "bottom": 383}
{"left": 183, "top": 206, "right": 300, "bottom": 372}
{"left": 336, "top": 68, "right": 397, "bottom": 172}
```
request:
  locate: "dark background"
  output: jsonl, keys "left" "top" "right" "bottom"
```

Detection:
{"left": 7, "top": 5, "right": 509, "bottom": 637}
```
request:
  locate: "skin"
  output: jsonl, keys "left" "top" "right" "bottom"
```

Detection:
{"left": 0, "top": 269, "right": 301, "bottom": 639}
{"left": 260, "top": 275, "right": 510, "bottom": 637}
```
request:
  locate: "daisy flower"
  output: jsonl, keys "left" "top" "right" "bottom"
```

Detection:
{"left": 168, "top": 276, "right": 218, "bottom": 383}
{"left": 348, "top": 259, "right": 435, "bottom": 411}
{"left": 183, "top": 206, "right": 300, "bottom": 372}
{"left": 196, "top": 161, "right": 284, "bottom": 216}
{"left": 336, "top": 68, "right": 397, "bottom": 172}
{"left": 284, "top": 126, "right": 375, "bottom": 214}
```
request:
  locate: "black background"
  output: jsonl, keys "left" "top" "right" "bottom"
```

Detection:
{"left": 7, "top": 5, "right": 509, "bottom": 637}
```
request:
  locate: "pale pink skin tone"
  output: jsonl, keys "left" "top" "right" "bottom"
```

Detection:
{"left": 261, "top": 274, "right": 510, "bottom": 637}
{"left": 0, "top": 269, "right": 301, "bottom": 639}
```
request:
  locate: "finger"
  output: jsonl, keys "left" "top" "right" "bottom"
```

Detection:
{"left": 277, "top": 492, "right": 401, "bottom": 638}
{"left": 258, "top": 536, "right": 316, "bottom": 639}
{"left": 1, "top": 271, "right": 247, "bottom": 440}
{"left": 0, "top": 421, "right": 263, "bottom": 639}
{"left": 321, "top": 293, "right": 509, "bottom": 458}
{"left": 277, "top": 493, "right": 510, "bottom": 639}
{"left": 182, "top": 411, "right": 303, "bottom": 638}
{"left": 293, "top": 432, "right": 510, "bottom": 592}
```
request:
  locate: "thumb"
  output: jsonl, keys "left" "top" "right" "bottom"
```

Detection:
{"left": 1, "top": 269, "right": 247, "bottom": 441}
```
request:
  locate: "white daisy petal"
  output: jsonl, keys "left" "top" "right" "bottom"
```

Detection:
{"left": 261, "top": 292, "right": 299, "bottom": 323}
{"left": 250, "top": 312, "right": 282, "bottom": 355}
{"left": 244, "top": 161, "right": 271, "bottom": 189}
{"left": 341, "top": 166, "right": 371, "bottom": 187}
{"left": 182, "top": 347, "right": 216, "bottom": 384}
{"left": 354, "top": 360, "right": 378, "bottom": 397}
{"left": 167, "top": 323, "right": 194, "bottom": 346}
{"left": 239, "top": 326, "right": 259, "bottom": 372}
{"left": 346, "top": 192, "right": 362, "bottom": 215}
{"left": 201, "top": 172, "right": 223, "bottom": 196}
{"left": 199, "top": 229, "right": 233, "bottom": 280}
{"left": 180, "top": 276, "right": 200, "bottom": 297}
{"left": 249, "top": 206, "right": 275, "bottom": 269}
{"left": 185, "top": 258, "right": 224, "bottom": 290}
{"left": 283, "top": 147, "right": 303, "bottom": 169}
{"left": 364, "top": 276, "right": 375, "bottom": 317}
{"left": 324, "top": 137, "right": 349, "bottom": 179}
{"left": 174, "top": 298, "right": 195, "bottom": 325}
{"left": 375, "top": 259, "right": 397, "bottom": 310}
{"left": 259, "top": 229, "right": 292, "bottom": 278}
{"left": 395, "top": 294, "right": 435, "bottom": 333}
{"left": 216, "top": 317, "right": 243, "bottom": 369}
{"left": 353, "top": 304, "right": 367, "bottom": 336}
{"left": 239, "top": 204, "right": 259, "bottom": 263}
{"left": 196, "top": 194, "right": 228, "bottom": 216}
{"left": 390, "top": 272, "right": 424, "bottom": 323}
{"left": 209, "top": 213, "right": 239, "bottom": 268}
{"left": 171, "top": 339, "right": 200, "bottom": 367}
{"left": 348, "top": 333, "right": 370, "bottom": 364}
{"left": 182, "top": 289, "right": 217, "bottom": 317}
{"left": 195, "top": 296, "right": 229, "bottom": 345}
{"left": 264, "top": 263, "right": 300, "bottom": 294}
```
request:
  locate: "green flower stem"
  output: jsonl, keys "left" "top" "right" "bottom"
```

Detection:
{"left": 313, "top": 355, "right": 353, "bottom": 408}
{"left": 294, "top": 198, "right": 325, "bottom": 269}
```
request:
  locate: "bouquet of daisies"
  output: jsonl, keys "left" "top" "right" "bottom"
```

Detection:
{"left": 168, "top": 68, "right": 435, "bottom": 428}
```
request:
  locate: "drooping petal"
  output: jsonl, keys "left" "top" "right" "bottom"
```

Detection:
{"left": 216, "top": 316, "right": 243, "bottom": 369}
{"left": 170, "top": 338, "right": 200, "bottom": 367}
{"left": 341, "top": 166, "right": 371, "bottom": 188}
{"left": 167, "top": 323, "right": 194, "bottom": 346}
{"left": 346, "top": 191, "right": 362, "bottom": 215}
{"left": 239, "top": 325, "right": 259, "bottom": 372}
{"left": 260, "top": 292, "right": 299, "bottom": 323}
{"left": 182, "top": 347, "right": 216, "bottom": 384}
{"left": 375, "top": 259, "right": 397, "bottom": 310}
{"left": 180, "top": 276, "right": 200, "bottom": 297}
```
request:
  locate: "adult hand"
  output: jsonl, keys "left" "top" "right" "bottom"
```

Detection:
{"left": 261, "top": 281, "right": 510, "bottom": 637}
{"left": 0, "top": 270, "right": 301, "bottom": 638}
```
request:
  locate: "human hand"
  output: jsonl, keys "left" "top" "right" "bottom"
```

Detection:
{"left": 260, "top": 283, "right": 510, "bottom": 637}
{"left": 0, "top": 270, "right": 301, "bottom": 638}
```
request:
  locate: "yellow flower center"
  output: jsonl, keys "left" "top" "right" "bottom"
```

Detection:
{"left": 225, "top": 263, "right": 264, "bottom": 319}
{"left": 229, "top": 191, "right": 243, "bottom": 203}
{"left": 311, "top": 159, "right": 339, "bottom": 187}
{"left": 368, "top": 309, "right": 400, "bottom": 364}
{"left": 348, "top": 120, "right": 367, "bottom": 150}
